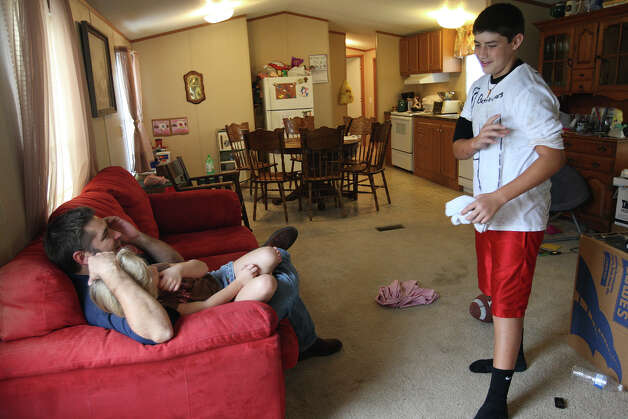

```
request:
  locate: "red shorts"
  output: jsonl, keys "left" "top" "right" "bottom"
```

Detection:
{"left": 475, "top": 230, "right": 544, "bottom": 318}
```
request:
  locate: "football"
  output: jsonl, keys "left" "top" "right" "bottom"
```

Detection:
{"left": 469, "top": 294, "right": 493, "bottom": 323}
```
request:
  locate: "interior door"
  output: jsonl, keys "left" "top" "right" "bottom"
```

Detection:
{"left": 346, "top": 56, "right": 363, "bottom": 117}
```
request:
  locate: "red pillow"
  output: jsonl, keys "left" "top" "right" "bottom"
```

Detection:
{"left": 82, "top": 166, "right": 159, "bottom": 238}
{"left": 0, "top": 239, "right": 85, "bottom": 341}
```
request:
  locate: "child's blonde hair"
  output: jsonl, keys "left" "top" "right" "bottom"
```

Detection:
{"left": 89, "top": 248, "right": 158, "bottom": 317}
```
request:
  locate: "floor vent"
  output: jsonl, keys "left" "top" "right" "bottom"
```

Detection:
{"left": 376, "top": 224, "right": 404, "bottom": 232}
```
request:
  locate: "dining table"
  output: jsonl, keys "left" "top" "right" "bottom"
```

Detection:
{"left": 271, "top": 135, "right": 361, "bottom": 207}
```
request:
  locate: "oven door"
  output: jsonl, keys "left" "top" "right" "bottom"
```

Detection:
{"left": 391, "top": 116, "right": 413, "bottom": 153}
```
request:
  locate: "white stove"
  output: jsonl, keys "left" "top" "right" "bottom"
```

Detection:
{"left": 390, "top": 113, "right": 415, "bottom": 171}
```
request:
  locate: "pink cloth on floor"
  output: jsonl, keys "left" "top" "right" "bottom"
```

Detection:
{"left": 376, "top": 280, "right": 439, "bottom": 308}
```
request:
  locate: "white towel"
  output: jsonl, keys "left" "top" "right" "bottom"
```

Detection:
{"left": 445, "top": 195, "right": 488, "bottom": 233}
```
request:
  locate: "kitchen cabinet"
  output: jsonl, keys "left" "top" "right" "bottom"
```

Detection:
{"left": 536, "top": 4, "right": 628, "bottom": 98}
{"left": 408, "top": 35, "right": 419, "bottom": 74}
{"left": 413, "top": 117, "right": 459, "bottom": 190}
{"left": 399, "top": 29, "right": 460, "bottom": 76}
{"left": 399, "top": 37, "right": 409, "bottom": 75}
{"left": 563, "top": 133, "right": 628, "bottom": 232}
{"left": 418, "top": 33, "right": 429, "bottom": 73}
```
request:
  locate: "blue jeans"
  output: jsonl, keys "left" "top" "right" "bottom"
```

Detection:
{"left": 210, "top": 248, "right": 317, "bottom": 351}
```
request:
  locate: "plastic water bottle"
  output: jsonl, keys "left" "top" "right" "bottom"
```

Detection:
{"left": 205, "top": 154, "right": 215, "bottom": 175}
{"left": 571, "top": 365, "right": 624, "bottom": 392}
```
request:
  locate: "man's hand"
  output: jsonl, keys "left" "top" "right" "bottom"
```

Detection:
{"left": 461, "top": 191, "right": 507, "bottom": 224}
{"left": 87, "top": 252, "right": 118, "bottom": 286}
{"left": 471, "top": 114, "right": 510, "bottom": 151}
{"left": 104, "top": 216, "right": 140, "bottom": 243}
{"left": 159, "top": 264, "right": 183, "bottom": 292}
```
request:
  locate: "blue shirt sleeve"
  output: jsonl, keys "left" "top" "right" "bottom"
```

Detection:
{"left": 71, "top": 274, "right": 179, "bottom": 345}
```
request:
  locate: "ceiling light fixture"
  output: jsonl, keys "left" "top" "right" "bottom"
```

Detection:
{"left": 203, "top": 1, "right": 234, "bottom": 24}
{"left": 428, "top": 5, "right": 475, "bottom": 29}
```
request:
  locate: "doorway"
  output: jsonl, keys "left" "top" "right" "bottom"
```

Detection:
{"left": 346, "top": 55, "right": 364, "bottom": 117}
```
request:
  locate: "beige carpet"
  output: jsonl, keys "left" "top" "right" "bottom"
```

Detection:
{"left": 244, "top": 168, "right": 627, "bottom": 418}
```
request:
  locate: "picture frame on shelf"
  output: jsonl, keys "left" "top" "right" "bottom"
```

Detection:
{"left": 79, "top": 21, "right": 117, "bottom": 117}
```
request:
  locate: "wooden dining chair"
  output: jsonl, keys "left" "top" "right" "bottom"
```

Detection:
{"left": 225, "top": 122, "right": 252, "bottom": 194}
{"left": 156, "top": 156, "right": 250, "bottom": 229}
{"left": 342, "top": 116, "right": 353, "bottom": 135}
{"left": 342, "top": 116, "right": 375, "bottom": 198}
{"left": 244, "top": 128, "right": 294, "bottom": 223}
{"left": 282, "top": 116, "right": 314, "bottom": 190}
{"left": 342, "top": 121, "right": 392, "bottom": 211}
{"left": 300, "top": 126, "right": 346, "bottom": 220}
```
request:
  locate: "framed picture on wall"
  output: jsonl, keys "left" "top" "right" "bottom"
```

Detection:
{"left": 79, "top": 21, "right": 117, "bottom": 117}
{"left": 152, "top": 119, "right": 171, "bottom": 136}
{"left": 170, "top": 117, "right": 189, "bottom": 135}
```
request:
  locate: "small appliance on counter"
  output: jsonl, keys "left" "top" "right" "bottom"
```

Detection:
{"left": 397, "top": 91, "right": 415, "bottom": 113}
{"left": 432, "top": 91, "right": 460, "bottom": 115}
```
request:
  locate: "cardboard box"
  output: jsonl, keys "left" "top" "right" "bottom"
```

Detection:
{"left": 569, "top": 234, "right": 628, "bottom": 386}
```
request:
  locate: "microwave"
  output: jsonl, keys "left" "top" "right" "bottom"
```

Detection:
{"left": 433, "top": 100, "right": 461, "bottom": 114}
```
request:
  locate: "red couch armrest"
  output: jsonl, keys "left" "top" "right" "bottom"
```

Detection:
{"left": 149, "top": 189, "right": 242, "bottom": 234}
{"left": 0, "top": 302, "right": 278, "bottom": 380}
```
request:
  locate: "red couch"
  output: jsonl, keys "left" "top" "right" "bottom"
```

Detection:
{"left": 0, "top": 166, "right": 298, "bottom": 418}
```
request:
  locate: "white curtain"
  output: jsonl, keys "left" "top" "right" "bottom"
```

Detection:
{"left": 0, "top": 0, "right": 96, "bottom": 236}
{"left": 115, "top": 47, "right": 153, "bottom": 173}
{"left": 45, "top": 0, "right": 96, "bottom": 211}
{"left": 114, "top": 48, "right": 136, "bottom": 171}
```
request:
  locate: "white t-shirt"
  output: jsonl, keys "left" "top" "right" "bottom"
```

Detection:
{"left": 460, "top": 63, "right": 563, "bottom": 232}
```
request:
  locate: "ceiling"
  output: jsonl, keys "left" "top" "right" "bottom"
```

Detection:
{"left": 86, "top": 0, "right": 553, "bottom": 49}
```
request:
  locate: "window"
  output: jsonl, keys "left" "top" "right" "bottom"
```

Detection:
{"left": 114, "top": 52, "right": 136, "bottom": 171}
{"left": 465, "top": 54, "right": 483, "bottom": 95}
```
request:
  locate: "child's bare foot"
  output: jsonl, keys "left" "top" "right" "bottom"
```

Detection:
{"left": 235, "top": 264, "right": 259, "bottom": 285}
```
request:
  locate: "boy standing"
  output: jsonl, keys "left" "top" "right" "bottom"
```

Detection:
{"left": 452, "top": 4, "right": 565, "bottom": 418}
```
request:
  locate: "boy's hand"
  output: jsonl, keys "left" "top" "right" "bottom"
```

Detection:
{"left": 104, "top": 216, "right": 140, "bottom": 243}
{"left": 462, "top": 191, "right": 507, "bottom": 224}
{"left": 159, "top": 264, "right": 183, "bottom": 292}
{"left": 87, "top": 252, "right": 118, "bottom": 285}
{"left": 471, "top": 114, "right": 510, "bottom": 151}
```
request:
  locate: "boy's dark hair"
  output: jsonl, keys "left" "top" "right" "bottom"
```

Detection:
{"left": 473, "top": 3, "right": 525, "bottom": 42}
{"left": 44, "top": 207, "right": 95, "bottom": 273}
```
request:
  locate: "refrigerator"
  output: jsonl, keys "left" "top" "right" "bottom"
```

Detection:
{"left": 261, "top": 76, "right": 314, "bottom": 130}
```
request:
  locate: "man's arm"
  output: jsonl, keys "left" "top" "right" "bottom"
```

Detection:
{"left": 462, "top": 145, "right": 566, "bottom": 224}
{"left": 88, "top": 252, "right": 174, "bottom": 343}
{"left": 105, "top": 216, "right": 184, "bottom": 263}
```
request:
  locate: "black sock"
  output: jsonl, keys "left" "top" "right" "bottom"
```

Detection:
{"left": 469, "top": 334, "right": 527, "bottom": 373}
{"left": 474, "top": 367, "right": 513, "bottom": 419}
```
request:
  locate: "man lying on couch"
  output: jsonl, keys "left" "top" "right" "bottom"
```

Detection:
{"left": 44, "top": 206, "right": 342, "bottom": 360}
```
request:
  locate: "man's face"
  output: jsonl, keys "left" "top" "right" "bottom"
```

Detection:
{"left": 474, "top": 31, "right": 522, "bottom": 78}
{"left": 83, "top": 216, "right": 123, "bottom": 255}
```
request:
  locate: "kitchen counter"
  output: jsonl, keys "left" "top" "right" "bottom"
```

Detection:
{"left": 391, "top": 111, "right": 460, "bottom": 121}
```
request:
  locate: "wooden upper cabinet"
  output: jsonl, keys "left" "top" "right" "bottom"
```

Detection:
{"left": 399, "top": 29, "right": 460, "bottom": 76}
{"left": 428, "top": 31, "right": 442, "bottom": 72}
{"left": 408, "top": 35, "right": 419, "bottom": 74}
{"left": 573, "top": 23, "right": 598, "bottom": 69}
{"left": 418, "top": 32, "right": 429, "bottom": 73}
{"left": 594, "top": 15, "right": 628, "bottom": 99}
{"left": 536, "top": 4, "right": 628, "bottom": 99}
{"left": 399, "top": 37, "right": 409, "bottom": 75}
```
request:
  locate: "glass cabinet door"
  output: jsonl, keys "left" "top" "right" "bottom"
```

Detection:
{"left": 540, "top": 30, "right": 572, "bottom": 95}
{"left": 595, "top": 17, "right": 628, "bottom": 98}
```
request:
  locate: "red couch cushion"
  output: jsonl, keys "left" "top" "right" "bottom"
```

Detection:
{"left": 0, "top": 239, "right": 85, "bottom": 341}
{"left": 162, "top": 226, "right": 258, "bottom": 261}
{"left": 0, "top": 301, "right": 278, "bottom": 380}
{"left": 149, "top": 189, "right": 243, "bottom": 234}
{"left": 82, "top": 166, "right": 159, "bottom": 238}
